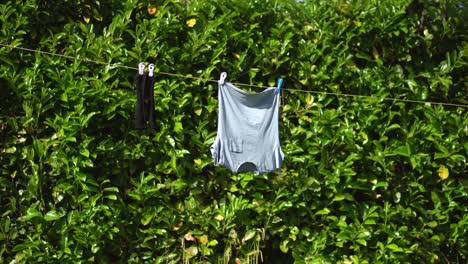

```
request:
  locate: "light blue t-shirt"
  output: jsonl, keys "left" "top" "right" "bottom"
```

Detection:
{"left": 210, "top": 82, "right": 284, "bottom": 174}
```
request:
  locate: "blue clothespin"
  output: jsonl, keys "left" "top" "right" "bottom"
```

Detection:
{"left": 275, "top": 78, "right": 283, "bottom": 94}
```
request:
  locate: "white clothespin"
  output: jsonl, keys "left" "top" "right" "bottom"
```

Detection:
{"left": 148, "top": 63, "right": 155, "bottom": 77}
{"left": 138, "top": 62, "right": 145, "bottom": 75}
{"left": 218, "top": 72, "right": 227, "bottom": 85}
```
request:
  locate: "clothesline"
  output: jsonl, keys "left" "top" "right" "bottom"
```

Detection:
{"left": 1, "top": 43, "right": 466, "bottom": 109}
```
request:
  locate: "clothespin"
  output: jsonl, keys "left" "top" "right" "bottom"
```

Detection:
{"left": 275, "top": 78, "right": 283, "bottom": 94}
{"left": 219, "top": 72, "right": 227, "bottom": 85}
{"left": 148, "top": 63, "right": 155, "bottom": 77}
{"left": 138, "top": 62, "right": 145, "bottom": 75}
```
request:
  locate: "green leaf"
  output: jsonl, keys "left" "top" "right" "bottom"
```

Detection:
{"left": 19, "top": 207, "right": 42, "bottom": 221}
{"left": 80, "top": 148, "right": 90, "bottom": 157}
{"left": 91, "top": 244, "right": 100, "bottom": 254}
{"left": 333, "top": 194, "right": 346, "bottom": 202}
{"left": 372, "top": 181, "right": 388, "bottom": 190}
{"left": 392, "top": 143, "right": 410, "bottom": 157}
{"left": 242, "top": 229, "right": 256, "bottom": 243}
{"left": 13, "top": 241, "right": 40, "bottom": 252}
{"left": 280, "top": 239, "right": 289, "bottom": 253}
{"left": 3, "top": 146, "right": 16, "bottom": 153}
{"left": 141, "top": 212, "right": 153, "bottom": 226}
{"left": 356, "top": 239, "right": 367, "bottom": 246}
{"left": 208, "top": 239, "right": 218, "bottom": 247}
{"left": 105, "top": 194, "right": 118, "bottom": 200}
{"left": 103, "top": 187, "right": 119, "bottom": 193}
{"left": 315, "top": 208, "right": 330, "bottom": 215}
{"left": 44, "top": 210, "right": 63, "bottom": 221}
{"left": 387, "top": 243, "right": 404, "bottom": 252}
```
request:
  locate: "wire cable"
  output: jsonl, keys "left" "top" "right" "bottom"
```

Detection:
{"left": 1, "top": 43, "right": 466, "bottom": 108}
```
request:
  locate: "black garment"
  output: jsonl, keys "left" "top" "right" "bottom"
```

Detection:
{"left": 135, "top": 73, "right": 155, "bottom": 129}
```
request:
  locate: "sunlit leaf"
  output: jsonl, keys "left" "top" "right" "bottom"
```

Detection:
{"left": 438, "top": 165, "right": 449, "bottom": 180}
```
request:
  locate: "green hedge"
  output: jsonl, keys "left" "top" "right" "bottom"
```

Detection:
{"left": 1, "top": 0, "right": 467, "bottom": 263}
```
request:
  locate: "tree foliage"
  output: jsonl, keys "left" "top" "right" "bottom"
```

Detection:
{"left": 0, "top": 0, "right": 467, "bottom": 263}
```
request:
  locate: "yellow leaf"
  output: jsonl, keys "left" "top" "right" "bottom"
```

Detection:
{"left": 305, "top": 94, "right": 314, "bottom": 108}
{"left": 147, "top": 6, "right": 157, "bottom": 15}
{"left": 438, "top": 165, "right": 449, "bottom": 180}
{"left": 83, "top": 17, "right": 90, "bottom": 23}
{"left": 215, "top": 214, "right": 224, "bottom": 221}
{"left": 304, "top": 24, "right": 314, "bottom": 32}
{"left": 173, "top": 221, "right": 183, "bottom": 231}
{"left": 197, "top": 234, "right": 208, "bottom": 245}
{"left": 373, "top": 47, "right": 379, "bottom": 59}
{"left": 186, "top": 18, "right": 197, "bottom": 27}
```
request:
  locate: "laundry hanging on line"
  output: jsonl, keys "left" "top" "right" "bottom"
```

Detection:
{"left": 133, "top": 64, "right": 285, "bottom": 174}
{"left": 135, "top": 63, "right": 156, "bottom": 129}
{"left": 210, "top": 72, "right": 285, "bottom": 174}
